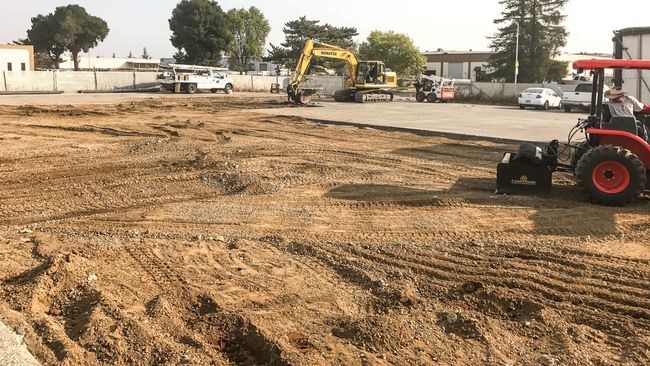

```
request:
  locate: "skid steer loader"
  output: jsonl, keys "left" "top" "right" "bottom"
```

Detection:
{"left": 414, "top": 74, "right": 456, "bottom": 103}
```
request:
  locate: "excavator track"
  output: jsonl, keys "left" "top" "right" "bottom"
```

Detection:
{"left": 354, "top": 89, "right": 394, "bottom": 103}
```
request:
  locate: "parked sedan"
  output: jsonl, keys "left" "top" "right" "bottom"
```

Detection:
{"left": 518, "top": 88, "right": 562, "bottom": 110}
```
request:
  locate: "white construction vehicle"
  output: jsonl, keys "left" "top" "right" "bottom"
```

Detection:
{"left": 414, "top": 74, "right": 455, "bottom": 103}
{"left": 157, "top": 64, "right": 234, "bottom": 94}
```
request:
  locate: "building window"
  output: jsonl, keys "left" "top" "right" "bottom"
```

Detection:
{"left": 7, "top": 62, "right": 12, "bottom": 71}
{"left": 21, "top": 63, "right": 26, "bottom": 71}
{"left": 259, "top": 63, "right": 268, "bottom": 72}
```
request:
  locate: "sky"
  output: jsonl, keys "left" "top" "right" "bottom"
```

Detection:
{"left": 1, "top": 0, "right": 648, "bottom": 59}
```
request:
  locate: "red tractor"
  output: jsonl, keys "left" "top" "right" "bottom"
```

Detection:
{"left": 497, "top": 59, "right": 650, "bottom": 205}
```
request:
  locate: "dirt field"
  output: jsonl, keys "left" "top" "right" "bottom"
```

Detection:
{"left": 0, "top": 95, "right": 648, "bottom": 366}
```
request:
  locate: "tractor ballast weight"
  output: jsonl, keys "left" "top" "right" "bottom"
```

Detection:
{"left": 496, "top": 59, "right": 650, "bottom": 205}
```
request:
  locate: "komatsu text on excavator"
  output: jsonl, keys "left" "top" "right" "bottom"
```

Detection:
{"left": 287, "top": 39, "right": 398, "bottom": 104}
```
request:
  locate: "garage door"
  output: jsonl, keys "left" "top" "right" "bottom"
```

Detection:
{"left": 448, "top": 63, "right": 464, "bottom": 79}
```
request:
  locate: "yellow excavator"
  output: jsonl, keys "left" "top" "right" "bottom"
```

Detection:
{"left": 287, "top": 39, "right": 398, "bottom": 104}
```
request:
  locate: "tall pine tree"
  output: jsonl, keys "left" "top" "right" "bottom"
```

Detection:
{"left": 487, "top": 0, "right": 568, "bottom": 83}
{"left": 266, "top": 16, "right": 358, "bottom": 70}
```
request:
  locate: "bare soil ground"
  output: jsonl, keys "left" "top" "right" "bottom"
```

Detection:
{"left": 0, "top": 95, "right": 648, "bottom": 366}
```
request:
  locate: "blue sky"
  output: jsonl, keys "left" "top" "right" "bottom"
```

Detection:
{"left": 1, "top": 0, "right": 648, "bottom": 58}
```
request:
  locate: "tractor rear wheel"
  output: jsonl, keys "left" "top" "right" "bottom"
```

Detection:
{"left": 416, "top": 92, "right": 426, "bottom": 102}
{"left": 427, "top": 93, "right": 437, "bottom": 103}
{"left": 575, "top": 145, "right": 646, "bottom": 205}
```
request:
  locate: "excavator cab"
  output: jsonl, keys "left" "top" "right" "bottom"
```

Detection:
{"left": 356, "top": 61, "right": 386, "bottom": 85}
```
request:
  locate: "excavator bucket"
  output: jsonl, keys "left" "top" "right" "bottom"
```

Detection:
{"left": 290, "top": 88, "right": 320, "bottom": 104}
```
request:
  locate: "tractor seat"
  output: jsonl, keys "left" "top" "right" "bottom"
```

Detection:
{"left": 603, "top": 116, "right": 650, "bottom": 143}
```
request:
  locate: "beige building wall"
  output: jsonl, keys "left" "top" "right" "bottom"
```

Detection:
{"left": 422, "top": 51, "right": 493, "bottom": 81}
{"left": 0, "top": 45, "right": 34, "bottom": 71}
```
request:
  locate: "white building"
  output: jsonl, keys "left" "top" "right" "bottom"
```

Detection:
{"left": 59, "top": 55, "right": 160, "bottom": 71}
{"left": 0, "top": 44, "right": 34, "bottom": 72}
{"left": 421, "top": 50, "right": 614, "bottom": 81}
{"left": 614, "top": 27, "right": 650, "bottom": 103}
{"left": 555, "top": 52, "right": 614, "bottom": 79}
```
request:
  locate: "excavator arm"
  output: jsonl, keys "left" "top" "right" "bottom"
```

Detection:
{"left": 288, "top": 39, "right": 359, "bottom": 104}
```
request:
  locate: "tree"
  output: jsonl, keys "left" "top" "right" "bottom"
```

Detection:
{"left": 226, "top": 7, "right": 270, "bottom": 74}
{"left": 56, "top": 5, "right": 109, "bottom": 70}
{"left": 23, "top": 14, "right": 66, "bottom": 69}
{"left": 142, "top": 47, "right": 150, "bottom": 59}
{"left": 545, "top": 60, "right": 568, "bottom": 82}
{"left": 487, "top": 0, "right": 569, "bottom": 83}
{"left": 169, "top": 0, "right": 231, "bottom": 65}
{"left": 20, "top": 5, "right": 108, "bottom": 70}
{"left": 267, "top": 16, "right": 358, "bottom": 70}
{"left": 359, "top": 31, "right": 425, "bottom": 81}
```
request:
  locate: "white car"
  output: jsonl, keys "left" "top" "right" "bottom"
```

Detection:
{"left": 518, "top": 88, "right": 562, "bottom": 110}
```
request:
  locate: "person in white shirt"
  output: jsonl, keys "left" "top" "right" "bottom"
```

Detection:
{"left": 604, "top": 87, "right": 650, "bottom": 117}
{"left": 604, "top": 87, "right": 650, "bottom": 141}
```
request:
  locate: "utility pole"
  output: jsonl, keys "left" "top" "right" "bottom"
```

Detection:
{"left": 514, "top": 20, "right": 520, "bottom": 90}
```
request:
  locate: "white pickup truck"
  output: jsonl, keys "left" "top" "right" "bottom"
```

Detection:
{"left": 562, "top": 83, "right": 609, "bottom": 112}
{"left": 157, "top": 64, "right": 234, "bottom": 94}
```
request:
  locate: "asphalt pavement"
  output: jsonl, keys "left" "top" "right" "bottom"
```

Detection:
{"left": 0, "top": 92, "right": 586, "bottom": 142}
{"left": 253, "top": 100, "right": 585, "bottom": 142}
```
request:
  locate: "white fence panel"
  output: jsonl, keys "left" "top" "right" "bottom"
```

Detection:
{"left": 3, "top": 71, "right": 55, "bottom": 92}
{"left": 456, "top": 82, "right": 574, "bottom": 99}
{"left": 55, "top": 72, "right": 96, "bottom": 93}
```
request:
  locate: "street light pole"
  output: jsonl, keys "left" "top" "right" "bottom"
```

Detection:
{"left": 514, "top": 20, "right": 520, "bottom": 90}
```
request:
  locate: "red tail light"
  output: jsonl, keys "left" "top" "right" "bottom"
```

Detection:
{"left": 536, "top": 95, "right": 542, "bottom": 99}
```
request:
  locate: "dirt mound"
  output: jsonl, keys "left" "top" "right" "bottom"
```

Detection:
{"left": 15, "top": 105, "right": 110, "bottom": 117}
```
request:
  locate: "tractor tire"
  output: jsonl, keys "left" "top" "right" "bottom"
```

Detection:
{"left": 427, "top": 93, "right": 437, "bottom": 103}
{"left": 564, "top": 105, "right": 573, "bottom": 113}
{"left": 187, "top": 84, "right": 197, "bottom": 94}
{"left": 416, "top": 92, "right": 426, "bottom": 103}
{"left": 575, "top": 145, "right": 646, "bottom": 205}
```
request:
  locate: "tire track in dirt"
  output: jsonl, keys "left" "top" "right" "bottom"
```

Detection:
{"left": 273, "top": 237, "right": 650, "bottom": 345}
{"left": 110, "top": 238, "right": 291, "bottom": 365}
